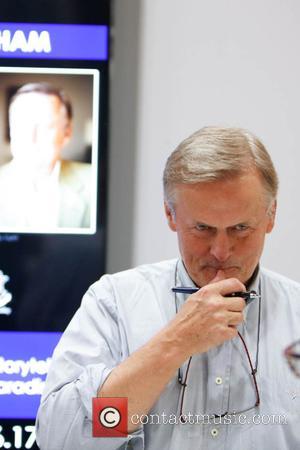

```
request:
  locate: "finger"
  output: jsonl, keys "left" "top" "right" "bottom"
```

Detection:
{"left": 227, "top": 311, "right": 244, "bottom": 326}
{"left": 208, "top": 269, "right": 226, "bottom": 284}
{"left": 207, "top": 277, "right": 246, "bottom": 297}
{"left": 223, "top": 297, "right": 246, "bottom": 312}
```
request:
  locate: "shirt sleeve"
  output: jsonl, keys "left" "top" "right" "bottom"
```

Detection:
{"left": 35, "top": 275, "right": 145, "bottom": 450}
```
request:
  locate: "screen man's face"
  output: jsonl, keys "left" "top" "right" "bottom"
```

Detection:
{"left": 9, "top": 92, "right": 71, "bottom": 174}
{"left": 165, "top": 172, "right": 276, "bottom": 287}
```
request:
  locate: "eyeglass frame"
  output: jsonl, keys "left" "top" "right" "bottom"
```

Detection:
{"left": 173, "top": 261, "right": 261, "bottom": 422}
{"left": 284, "top": 339, "right": 300, "bottom": 377}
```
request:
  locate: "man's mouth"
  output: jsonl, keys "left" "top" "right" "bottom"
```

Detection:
{"left": 202, "top": 265, "right": 238, "bottom": 270}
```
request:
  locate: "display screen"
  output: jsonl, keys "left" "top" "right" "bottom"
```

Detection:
{"left": 0, "top": 66, "right": 100, "bottom": 235}
{"left": 0, "top": 2, "right": 109, "bottom": 448}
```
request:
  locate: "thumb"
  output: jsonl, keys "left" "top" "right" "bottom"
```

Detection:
{"left": 208, "top": 269, "right": 226, "bottom": 284}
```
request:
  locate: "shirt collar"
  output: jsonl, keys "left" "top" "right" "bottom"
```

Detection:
{"left": 52, "top": 160, "right": 61, "bottom": 182}
{"left": 176, "top": 259, "right": 197, "bottom": 288}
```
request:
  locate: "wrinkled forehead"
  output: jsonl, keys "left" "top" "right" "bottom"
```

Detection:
{"left": 9, "top": 92, "right": 67, "bottom": 123}
{"left": 169, "top": 171, "right": 273, "bottom": 211}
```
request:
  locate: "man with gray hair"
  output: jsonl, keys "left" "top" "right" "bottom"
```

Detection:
{"left": 0, "top": 82, "right": 91, "bottom": 231}
{"left": 37, "top": 127, "right": 300, "bottom": 449}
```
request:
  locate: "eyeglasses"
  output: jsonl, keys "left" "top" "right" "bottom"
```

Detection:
{"left": 177, "top": 331, "right": 260, "bottom": 422}
{"left": 284, "top": 340, "right": 300, "bottom": 377}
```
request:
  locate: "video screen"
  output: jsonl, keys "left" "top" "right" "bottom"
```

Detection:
{"left": 0, "top": 67, "right": 99, "bottom": 235}
{"left": 0, "top": 2, "right": 109, "bottom": 447}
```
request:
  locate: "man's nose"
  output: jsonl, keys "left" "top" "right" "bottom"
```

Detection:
{"left": 209, "top": 231, "right": 233, "bottom": 262}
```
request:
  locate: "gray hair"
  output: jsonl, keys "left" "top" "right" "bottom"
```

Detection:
{"left": 163, "top": 126, "right": 278, "bottom": 208}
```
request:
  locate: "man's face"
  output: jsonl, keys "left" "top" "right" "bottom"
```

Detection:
{"left": 9, "top": 92, "right": 72, "bottom": 173}
{"left": 165, "top": 172, "right": 276, "bottom": 286}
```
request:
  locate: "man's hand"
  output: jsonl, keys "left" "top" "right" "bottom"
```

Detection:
{"left": 99, "top": 271, "right": 246, "bottom": 432}
{"left": 168, "top": 272, "right": 246, "bottom": 357}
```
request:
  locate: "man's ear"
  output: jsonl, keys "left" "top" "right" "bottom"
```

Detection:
{"left": 164, "top": 201, "right": 177, "bottom": 231}
{"left": 62, "top": 121, "right": 73, "bottom": 147}
{"left": 266, "top": 199, "right": 277, "bottom": 233}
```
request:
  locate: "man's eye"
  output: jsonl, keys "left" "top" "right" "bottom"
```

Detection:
{"left": 234, "top": 224, "right": 249, "bottom": 232}
{"left": 195, "top": 224, "right": 210, "bottom": 231}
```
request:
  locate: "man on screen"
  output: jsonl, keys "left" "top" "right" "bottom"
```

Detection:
{"left": 37, "top": 127, "right": 300, "bottom": 449}
{"left": 0, "top": 82, "right": 91, "bottom": 231}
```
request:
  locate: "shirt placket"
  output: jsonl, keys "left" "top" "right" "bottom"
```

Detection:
{"left": 178, "top": 343, "right": 232, "bottom": 450}
{"left": 203, "top": 342, "right": 232, "bottom": 449}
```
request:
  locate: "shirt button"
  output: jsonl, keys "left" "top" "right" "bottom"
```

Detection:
{"left": 211, "top": 428, "right": 219, "bottom": 437}
{"left": 215, "top": 377, "right": 223, "bottom": 385}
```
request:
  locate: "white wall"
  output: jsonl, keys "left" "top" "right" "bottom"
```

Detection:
{"left": 108, "top": 0, "right": 300, "bottom": 282}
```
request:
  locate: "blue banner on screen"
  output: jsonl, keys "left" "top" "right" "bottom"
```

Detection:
{"left": 0, "top": 23, "right": 108, "bottom": 60}
{"left": 0, "top": 331, "right": 61, "bottom": 419}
